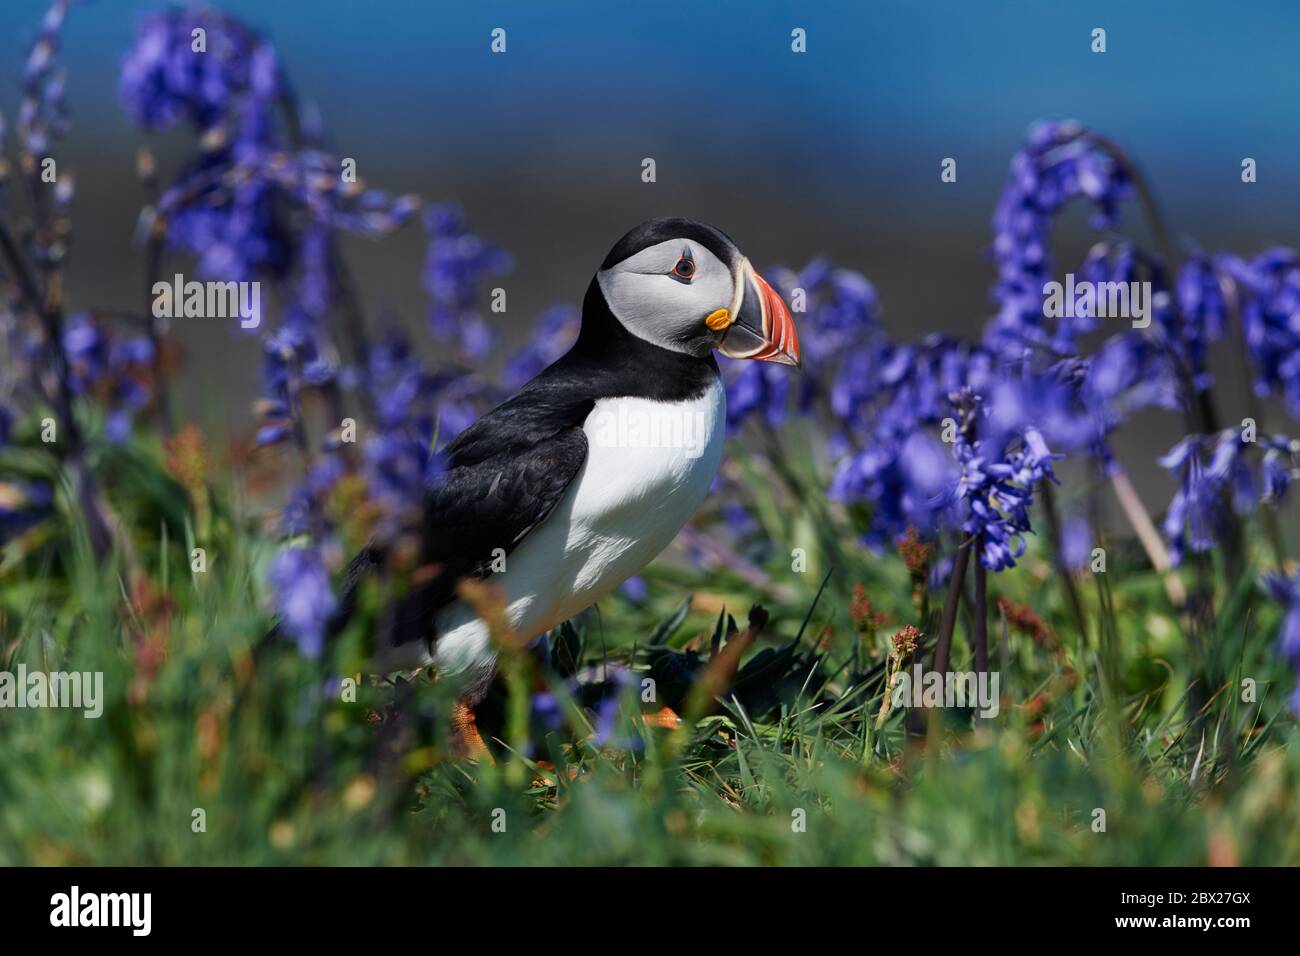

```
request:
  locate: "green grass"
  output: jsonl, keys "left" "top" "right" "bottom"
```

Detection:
{"left": 1, "top": 425, "right": 1298, "bottom": 866}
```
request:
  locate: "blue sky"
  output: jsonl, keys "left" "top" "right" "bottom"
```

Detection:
{"left": 4, "top": 0, "right": 1298, "bottom": 226}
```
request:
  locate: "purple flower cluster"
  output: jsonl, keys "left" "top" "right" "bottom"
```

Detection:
{"left": 951, "top": 386, "right": 1062, "bottom": 571}
{"left": 1159, "top": 429, "right": 1298, "bottom": 567}
{"left": 422, "top": 205, "right": 512, "bottom": 361}
{"left": 62, "top": 313, "right": 155, "bottom": 443}
{"left": 119, "top": 8, "right": 280, "bottom": 137}
{"left": 268, "top": 546, "right": 337, "bottom": 658}
{"left": 1167, "top": 252, "right": 1229, "bottom": 393}
{"left": 724, "top": 119, "right": 1297, "bottom": 585}
{"left": 124, "top": 8, "right": 418, "bottom": 286}
{"left": 362, "top": 330, "right": 447, "bottom": 544}
{"left": 1220, "top": 249, "right": 1300, "bottom": 419}
{"left": 729, "top": 259, "right": 884, "bottom": 432}
{"left": 724, "top": 225, "right": 1170, "bottom": 570}
{"left": 114, "top": 10, "right": 434, "bottom": 648}
{"left": 825, "top": 336, "right": 973, "bottom": 547}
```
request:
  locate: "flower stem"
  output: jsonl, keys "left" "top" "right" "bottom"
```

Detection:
{"left": 1088, "top": 132, "right": 1177, "bottom": 273}
{"left": 973, "top": 537, "right": 988, "bottom": 676}
{"left": 1040, "top": 481, "right": 1090, "bottom": 649}
{"left": 143, "top": 220, "right": 174, "bottom": 436}
{"left": 932, "top": 535, "right": 973, "bottom": 677}
{"left": 1109, "top": 466, "right": 1187, "bottom": 607}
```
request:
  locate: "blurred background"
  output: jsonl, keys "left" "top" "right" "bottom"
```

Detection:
{"left": 2, "top": 0, "right": 1297, "bottom": 500}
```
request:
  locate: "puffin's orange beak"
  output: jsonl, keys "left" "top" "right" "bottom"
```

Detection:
{"left": 716, "top": 261, "right": 800, "bottom": 367}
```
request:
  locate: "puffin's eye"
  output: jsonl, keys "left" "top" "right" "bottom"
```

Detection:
{"left": 671, "top": 255, "right": 696, "bottom": 281}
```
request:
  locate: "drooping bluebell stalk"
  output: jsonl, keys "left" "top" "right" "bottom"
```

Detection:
{"left": 118, "top": 9, "right": 432, "bottom": 650}
{"left": 0, "top": 0, "right": 121, "bottom": 555}
{"left": 988, "top": 120, "right": 1133, "bottom": 358}
{"left": 1263, "top": 572, "right": 1300, "bottom": 714}
{"left": 1159, "top": 429, "right": 1298, "bottom": 567}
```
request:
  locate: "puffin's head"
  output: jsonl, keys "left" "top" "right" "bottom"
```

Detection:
{"left": 594, "top": 217, "right": 800, "bottom": 367}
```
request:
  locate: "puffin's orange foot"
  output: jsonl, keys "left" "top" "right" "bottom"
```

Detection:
{"left": 451, "top": 699, "right": 495, "bottom": 764}
{"left": 642, "top": 706, "right": 682, "bottom": 730}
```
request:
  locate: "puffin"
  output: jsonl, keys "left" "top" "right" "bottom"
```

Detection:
{"left": 357, "top": 218, "right": 799, "bottom": 749}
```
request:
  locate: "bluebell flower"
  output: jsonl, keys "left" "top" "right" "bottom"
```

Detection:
{"left": 531, "top": 691, "right": 565, "bottom": 732}
{"left": 771, "top": 260, "right": 881, "bottom": 368}
{"left": 726, "top": 361, "right": 790, "bottom": 430}
{"left": 831, "top": 430, "right": 958, "bottom": 550}
{"left": 1260, "top": 435, "right": 1299, "bottom": 504}
{"left": 160, "top": 163, "right": 293, "bottom": 283}
{"left": 428, "top": 369, "right": 500, "bottom": 443}
{"left": 129, "top": 13, "right": 417, "bottom": 290}
{"left": 269, "top": 546, "right": 338, "bottom": 659}
{"left": 619, "top": 575, "right": 648, "bottom": 603}
{"left": 503, "top": 306, "right": 579, "bottom": 390}
{"left": 1060, "top": 514, "right": 1092, "bottom": 571}
{"left": 0, "top": 479, "right": 54, "bottom": 545}
{"left": 1263, "top": 572, "right": 1300, "bottom": 713}
{"left": 951, "top": 387, "right": 1061, "bottom": 571}
{"left": 259, "top": 150, "right": 420, "bottom": 237}
{"left": 60, "top": 312, "right": 155, "bottom": 442}
{"left": 721, "top": 501, "right": 759, "bottom": 538}
{"left": 279, "top": 454, "right": 346, "bottom": 538}
{"left": 422, "top": 205, "right": 512, "bottom": 360}
{"left": 1221, "top": 249, "right": 1300, "bottom": 419}
{"left": 258, "top": 321, "right": 326, "bottom": 435}
{"left": 1158, "top": 432, "right": 1234, "bottom": 566}
{"left": 1158, "top": 428, "right": 1298, "bottom": 565}
{"left": 591, "top": 668, "right": 635, "bottom": 747}
{"left": 119, "top": 8, "right": 279, "bottom": 136}
{"left": 350, "top": 329, "right": 455, "bottom": 544}
{"left": 730, "top": 261, "right": 883, "bottom": 433}
{"left": 928, "top": 554, "right": 955, "bottom": 591}
{"left": 1167, "top": 252, "right": 1228, "bottom": 392}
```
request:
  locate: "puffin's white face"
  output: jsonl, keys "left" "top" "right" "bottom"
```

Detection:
{"left": 597, "top": 238, "right": 734, "bottom": 356}
{"left": 595, "top": 224, "right": 800, "bottom": 366}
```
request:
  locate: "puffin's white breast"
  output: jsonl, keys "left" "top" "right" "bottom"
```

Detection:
{"left": 430, "top": 374, "right": 726, "bottom": 682}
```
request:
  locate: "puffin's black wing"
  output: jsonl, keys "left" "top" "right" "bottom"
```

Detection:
{"left": 426, "top": 413, "right": 589, "bottom": 583}
{"left": 376, "top": 383, "right": 594, "bottom": 652}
